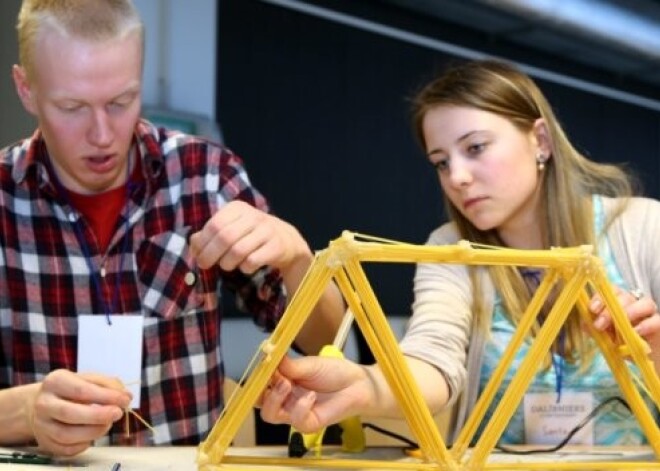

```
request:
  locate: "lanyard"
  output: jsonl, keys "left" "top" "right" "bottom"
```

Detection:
{"left": 69, "top": 205, "right": 131, "bottom": 325}
{"left": 520, "top": 267, "right": 565, "bottom": 401}
{"left": 49, "top": 156, "right": 134, "bottom": 325}
{"left": 552, "top": 329, "right": 566, "bottom": 402}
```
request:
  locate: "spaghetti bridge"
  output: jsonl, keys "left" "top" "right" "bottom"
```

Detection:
{"left": 197, "top": 231, "right": 660, "bottom": 470}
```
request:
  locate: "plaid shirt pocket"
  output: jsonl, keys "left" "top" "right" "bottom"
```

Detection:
{"left": 136, "top": 229, "right": 218, "bottom": 319}
{"left": 131, "top": 229, "right": 222, "bottom": 445}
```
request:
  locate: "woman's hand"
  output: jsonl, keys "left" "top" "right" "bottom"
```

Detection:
{"left": 259, "top": 355, "right": 373, "bottom": 433}
{"left": 589, "top": 286, "right": 660, "bottom": 366}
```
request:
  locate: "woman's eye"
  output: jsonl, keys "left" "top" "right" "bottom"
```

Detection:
{"left": 467, "top": 142, "right": 486, "bottom": 154}
{"left": 433, "top": 159, "right": 450, "bottom": 172}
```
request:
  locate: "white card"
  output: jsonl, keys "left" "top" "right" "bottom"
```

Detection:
{"left": 523, "top": 391, "right": 594, "bottom": 445}
{"left": 77, "top": 315, "right": 144, "bottom": 409}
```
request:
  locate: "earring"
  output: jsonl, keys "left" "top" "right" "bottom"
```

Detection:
{"left": 536, "top": 153, "right": 546, "bottom": 171}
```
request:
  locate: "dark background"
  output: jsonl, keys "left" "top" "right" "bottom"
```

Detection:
{"left": 216, "top": 0, "right": 660, "bottom": 319}
{"left": 215, "top": 0, "right": 660, "bottom": 445}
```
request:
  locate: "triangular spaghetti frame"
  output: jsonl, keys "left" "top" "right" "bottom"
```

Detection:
{"left": 197, "top": 231, "right": 660, "bottom": 470}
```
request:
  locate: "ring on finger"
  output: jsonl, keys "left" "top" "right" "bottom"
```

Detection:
{"left": 630, "top": 288, "right": 644, "bottom": 301}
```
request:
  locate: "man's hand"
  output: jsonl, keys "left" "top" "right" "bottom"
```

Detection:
{"left": 190, "top": 200, "right": 310, "bottom": 275}
{"left": 190, "top": 200, "right": 345, "bottom": 353}
{"left": 28, "top": 369, "right": 131, "bottom": 456}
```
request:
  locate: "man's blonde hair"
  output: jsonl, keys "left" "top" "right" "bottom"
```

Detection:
{"left": 17, "top": 0, "right": 143, "bottom": 79}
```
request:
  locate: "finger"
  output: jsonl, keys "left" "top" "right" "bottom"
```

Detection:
{"left": 277, "top": 356, "right": 326, "bottom": 387}
{"left": 233, "top": 221, "right": 305, "bottom": 274}
{"left": 78, "top": 372, "right": 126, "bottom": 389}
{"left": 280, "top": 356, "right": 358, "bottom": 393}
{"left": 260, "top": 378, "right": 322, "bottom": 433}
{"left": 32, "top": 401, "right": 120, "bottom": 456}
{"left": 624, "top": 297, "right": 657, "bottom": 325}
{"left": 34, "top": 413, "right": 112, "bottom": 456}
{"left": 219, "top": 223, "right": 272, "bottom": 274}
{"left": 37, "top": 438, "right": 93, "bottom": 458}
{"left": 37, "top": 415, "right": 113, "bottom": 447}
{"left": 190, "top": 219, "right": 243, "bottom": 270}
{"left": 191, "top": 208, "right": 263, "bottom": 271}
{"left": 634, "top": 312, "right": 660, "bottom": 338}
{"left": 78, "top": 373, "right": 133, "bottom": 399}
{"left": 588, "top": 294, "right": 607, "bottom": 317}
{"left": 259, "top": 376, "right": 294, "bottom": 424}
{"left": 42, "top": 370, "right": 131, "bottom": 407}
{"left": 255, "top": 369, "right": 284, "bottom": 409}
{"left": 189, "top": 201, "right": 248, "bottom": 260}
{"left": 590, "top": 284, "right": 630, "bottom": 311}
{"left": 591, "top": 288, "right": 634, "bottom": 332}
{"left": 35, "top": 393, "right": 124, "bottom": 427}
{"left": 284, "top": 390, "right": 320, "bottom": 433}
{"left": 595, "top": 294, "right": 655, "bottom": 333}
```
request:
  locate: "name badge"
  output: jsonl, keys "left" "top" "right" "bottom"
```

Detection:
{"left": 523, "top": 392, "right": 593, "bottom": 445}
{"left": 77, "top": 315, "right": 144, "bottom": 408}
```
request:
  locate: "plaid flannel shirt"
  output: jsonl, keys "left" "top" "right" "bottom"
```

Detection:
{"left": 0, "top": 119, "right": 287, "bottom": 445}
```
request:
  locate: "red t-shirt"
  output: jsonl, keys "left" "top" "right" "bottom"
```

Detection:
{"left": 67, "top": 161, "right": 143, "bottom": 251}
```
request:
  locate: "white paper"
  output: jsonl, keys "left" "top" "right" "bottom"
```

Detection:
{"left": 77, "top": 315, "right": 144, "bottom": 408}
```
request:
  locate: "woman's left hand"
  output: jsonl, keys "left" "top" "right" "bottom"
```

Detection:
{"left": 589, "top": 286, "right": 660, "bottom": 360}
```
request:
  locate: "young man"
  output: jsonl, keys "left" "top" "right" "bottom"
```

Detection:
{"left": 0, "top": 0, "right": 343, "bottom": 456}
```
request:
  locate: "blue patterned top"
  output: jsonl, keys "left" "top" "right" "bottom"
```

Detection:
{"left": 476, "top": 196, "right": 654, "bottom": 445}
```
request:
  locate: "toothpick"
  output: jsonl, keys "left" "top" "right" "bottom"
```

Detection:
{"left": 126, "top": 408, "right": 157, "bottom": 435}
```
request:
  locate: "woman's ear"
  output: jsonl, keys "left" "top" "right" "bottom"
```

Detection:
{"left": 532, "top": 118, "right": 552, "bottom": 160}
{"left": 12, "top": 64, "right": 37, "bottom": 115}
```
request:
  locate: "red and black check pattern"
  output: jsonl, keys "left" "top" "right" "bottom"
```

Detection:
{"left": 0, "top": 120, "right": 286, "bottom": 445}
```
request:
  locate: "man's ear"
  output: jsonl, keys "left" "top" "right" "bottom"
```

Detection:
{"left": 12, "top": 64, "right": 37, "bottom": 115}
{"left": 532, "top": 118, "right": 552, "bottom": 159}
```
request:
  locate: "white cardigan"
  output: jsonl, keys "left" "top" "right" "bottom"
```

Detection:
{"left": 398, "top": 196, "right": 660, "bottom": 442}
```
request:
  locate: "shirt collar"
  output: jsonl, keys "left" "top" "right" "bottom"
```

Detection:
{"left": 11, "top": 119, "right": 166, "bottom": 194}
{"left": 11, "top": 128, "right": 47, "bottom": 186}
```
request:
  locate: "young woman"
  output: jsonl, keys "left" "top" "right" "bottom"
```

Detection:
{"left": 260, "top": 59, "right": 660, "bottom": 447}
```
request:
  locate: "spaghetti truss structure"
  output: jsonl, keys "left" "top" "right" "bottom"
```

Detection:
{"left": 197, "top": 231, "right": 660, "bottom": 470}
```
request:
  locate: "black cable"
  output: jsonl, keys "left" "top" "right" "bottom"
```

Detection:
{"left": 362, "top": 422, "right": 418, "bottom": 448}
{"left": 361, "top": 396, "right": 632, "bottom": 455}
{"left": 495, "top": 396, "right": 631, "bottom": 455}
